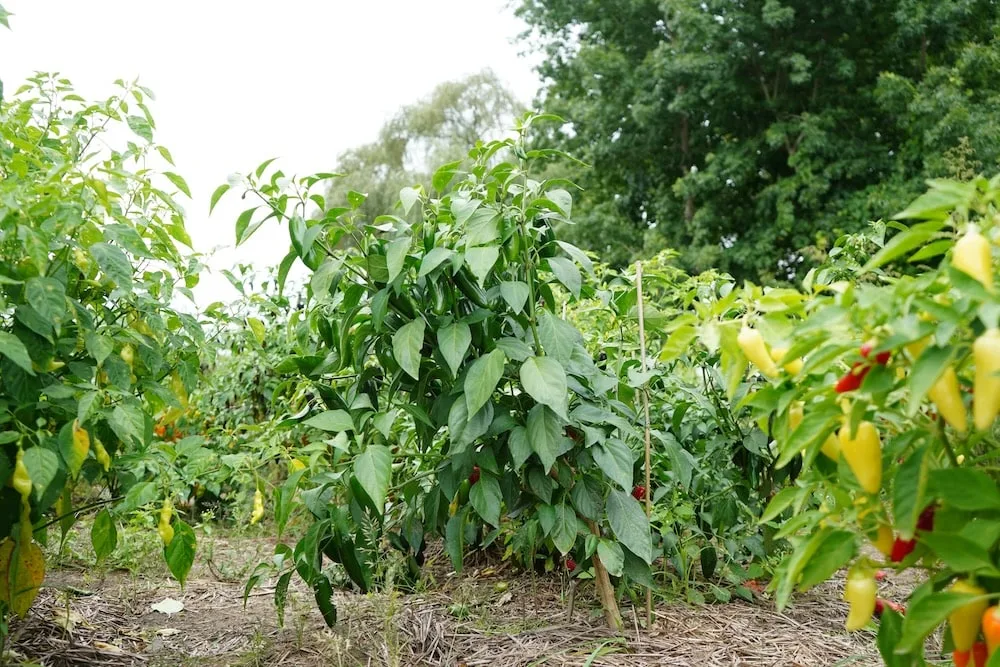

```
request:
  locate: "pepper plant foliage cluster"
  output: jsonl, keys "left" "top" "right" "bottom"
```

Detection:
{"left": 0, "top": 75, "right": 203, "bottom": 617}
{"left": 219, "top": 115, "right": 666, "bottom": 627}
{"left": 738, "top": 178, "right": 1000, "bottom": 664}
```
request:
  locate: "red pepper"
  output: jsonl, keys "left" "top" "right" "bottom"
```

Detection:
{"left": 917, "top": 505, "right": 936, "bottom": 532}
{"left": 860, "top": 342, "right": 891, "bottom": 365}
{"left": 891, "top": 538, "right": 916, "bottom": 562}
{"left": 835, "top": 363, "right": 871, "bottom": 393}
{"left": 468, "top": 466, "right": 480, "bottom": 485}
{"left": 632, "top": 485, "right": 646, "bottom": 501}
{"left": 973, "top": 641, "right": 988, "bottom": 667}
{"left": 565, "top": 558, "right": 576, "bottom": 571}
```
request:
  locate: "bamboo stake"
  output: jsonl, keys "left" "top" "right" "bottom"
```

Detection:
{"left": 636, "top": 261, "right": 653, "bottom": 629}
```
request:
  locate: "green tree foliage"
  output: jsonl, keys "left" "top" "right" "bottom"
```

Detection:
{"left": 326, "top": 69, "right": 523, "bottom": 224}
{"left": 516, "top": 0, "right": 1000, "bottom": 281}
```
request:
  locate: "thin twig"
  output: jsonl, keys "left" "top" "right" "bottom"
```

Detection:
{"left": 636, "top": 261, "right": 653, "bottom": 629}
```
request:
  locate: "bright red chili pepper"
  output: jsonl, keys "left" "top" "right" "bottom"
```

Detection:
{"left": 860, "top": 342, "right": 891, "bottom": 365}
{"left": 835, "top": 362, "right": 871, "bottom": 393}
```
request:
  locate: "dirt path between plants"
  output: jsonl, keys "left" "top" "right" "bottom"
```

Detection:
{"left": 3, "top": 537, "right": 922, "bottom": 667}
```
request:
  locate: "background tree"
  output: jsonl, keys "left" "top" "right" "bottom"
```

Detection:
{"left": 516, "top": 0, "right": 1000, "bottom": 281}
{"left": 326, "top": 69, "right": 523, "bottom": 222}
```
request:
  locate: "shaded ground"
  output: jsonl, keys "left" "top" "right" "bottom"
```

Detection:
{"left": 3, "top": 534, "right": 919, "bottom": 667}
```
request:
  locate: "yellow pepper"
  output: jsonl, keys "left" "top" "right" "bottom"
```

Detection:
{"left": 953, "top": 228, "right": 994, "bottom": 291}
{"left": 250, "top": 489, "right": 265, "bottom": 525}
{"left": 158, "top": 500, "right": 174, "bottom": 547}
{"left": 93, "top": 439, "right": 111, "bottom": 472}
{"left": 870, "top": 523, "right": 895, "bottom": 558}
{"left": 928, "top": 366, "right": 968, "bottom": 435}
{"left": 789, "top": 401, "right": 804, "bottom": 431}
{"left": 738, "top": 325, "right": 778, "bottom": 378}
{"left": 949, "top": 579, "right": 989, "bottom": 652}
{"left": 12, "top": 450, "right": 32, "bottom": 501}
{"left": 844, "top": 567, "right": 877, "bottom": 631}
{"left": 974, "top": 328, "right": 1000, "bottom": 431}
{"left": 770, "top": 346, "right": 804, "bottom": 375}
{"left": 120, "top": 345, "right": 135, "bottom": 369}
{"left": 838, "top": 421, "right": 882, "bottom": 494}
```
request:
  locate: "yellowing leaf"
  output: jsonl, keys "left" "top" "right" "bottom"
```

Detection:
{"left": 68, "top": 420, "right": 90, "bottom": 477}
{"left": 0, "top": 537, "right": 46, "bottom": 616}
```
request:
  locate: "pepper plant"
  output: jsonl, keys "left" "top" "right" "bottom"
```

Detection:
{"left": 0, "top": 74, "right": 204, "bottom": 624}
{"left": 220, "top": 114, "right": 655, "bottom": 629}
{"left": 729, "top": 177, "right": 1000, "bottom": 666}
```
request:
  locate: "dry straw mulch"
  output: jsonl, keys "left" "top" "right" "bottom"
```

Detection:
{"left": 3, "top": 558, "right": 910, "bottom": 667}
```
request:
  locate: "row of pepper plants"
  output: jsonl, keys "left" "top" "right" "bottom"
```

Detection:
{"left": 733, "top": 178, "right": 1000, "bottom": 666}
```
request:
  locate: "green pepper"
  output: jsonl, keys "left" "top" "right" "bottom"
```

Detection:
{"left": 453, "top": 268, "right": 488, "bottom": 308}
{"left": 423, "top": 224, "right": 436, "bottom": 254}
{"left": 538, "top": 224, "right": 557, "bottom": 258}
{"left": 427, "top": 279, "right": 450, "bottom": 315}
{"left": 388, "top": 291, "right": 417, "bottom": 318}
{"left": 504, "top": 228, "right": 522, "bottom": 263}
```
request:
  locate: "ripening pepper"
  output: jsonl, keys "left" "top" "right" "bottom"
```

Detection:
{"left": 949, "top": 579, "right": 989, "bottom": 652}
{"left": 860, "top": 340, "right": 891, "bottom": 366}
{"left": 12, "top": 449, "right": 32, "bottom": 501}
{"left": 953, "top": 228, "right": 994, "bottom": 291}
{"left": 93, "top": 439, "right": 111, "bottom": 472}
{"left": 929, "top": 366, "right": 968, "bottom": 435}
{"left": 738, "top": 326, "right": 778, "bottom": 378}
{"left": 835, "top": 363, "right": 871, "bottom": 393}
{"left": 982, "top": 606, "right": 1000, "bottom": 656}
{"left": 891, "top": 537, "right": 917, "bottom": 562}
{"left": 820, "top": 433, "right": 842, "bottom": 461}
{"left": 839, "top": 421, "right": 882, "bottom": 494}
{"left": 770, "top": 346, "right": 804, "bottom": 375}
{"left": 974, "top": 329, "right": 1000, "bottom": 431}
{"left": 844, "top": 568, "right": 877, "bottom": 631}
{"left": 158, "top": 500, "right": 174, "bottom": 547}
{"left": 870, "top": 523, "right": 895, "bottom": 558}
{"left": 973, "top": 642, "right": 988, "bottom": 667}
{"left": 789, "top": 401, "right": 804, "bottom": 431}
{"left": 120, "top": 344, "right": 135, "bottom": 369}
{"left": 250, "top": 489, "right": 264, "bottom": 525}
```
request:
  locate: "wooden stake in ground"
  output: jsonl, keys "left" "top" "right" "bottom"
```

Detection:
{"left": 587, "top": 520, "right": 623, "bottom": 631}
{"left": 636, "top": 261, "right": 653, "bottom": 629}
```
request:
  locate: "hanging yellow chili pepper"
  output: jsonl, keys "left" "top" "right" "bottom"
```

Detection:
{"left": 928, "top": 366, "right": 968, "bottom": 435}
{"left": 250, "top": 489, "right": 265, "bottom": 525}
{"left": 158, "top": 500, "right": 174, "bottom": 547}
{"left": 844, "top": 566, "right": 877, "bottom": 631}
{"left": 738, "top": 325, "right": 778, "bottom": 378}
{"left": 952, "top": 227, "right": 994, "bottom": 291}
{"left": 838, "top": 420, "right": 882, "bottom": 494}
{"left": 949, "top": 579, "right": 989, "bottom": 652}
{"left": 974, "top": 328, "right": 1000, "bottom": 431}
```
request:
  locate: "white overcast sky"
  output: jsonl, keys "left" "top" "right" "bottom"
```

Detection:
{"left": 0, "top": 0, "right": 541, "bottom": 306}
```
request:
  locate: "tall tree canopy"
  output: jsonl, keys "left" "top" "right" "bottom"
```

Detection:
{"left": 517, "top": 0, "right": 1000, "bottom": 281}
{"left": 327, "top": 69, "right": 522, "bottom": 222}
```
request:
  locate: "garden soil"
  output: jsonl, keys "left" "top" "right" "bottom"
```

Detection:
{"left": 4, "top": 537, "right": 930, "bottom": 667}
